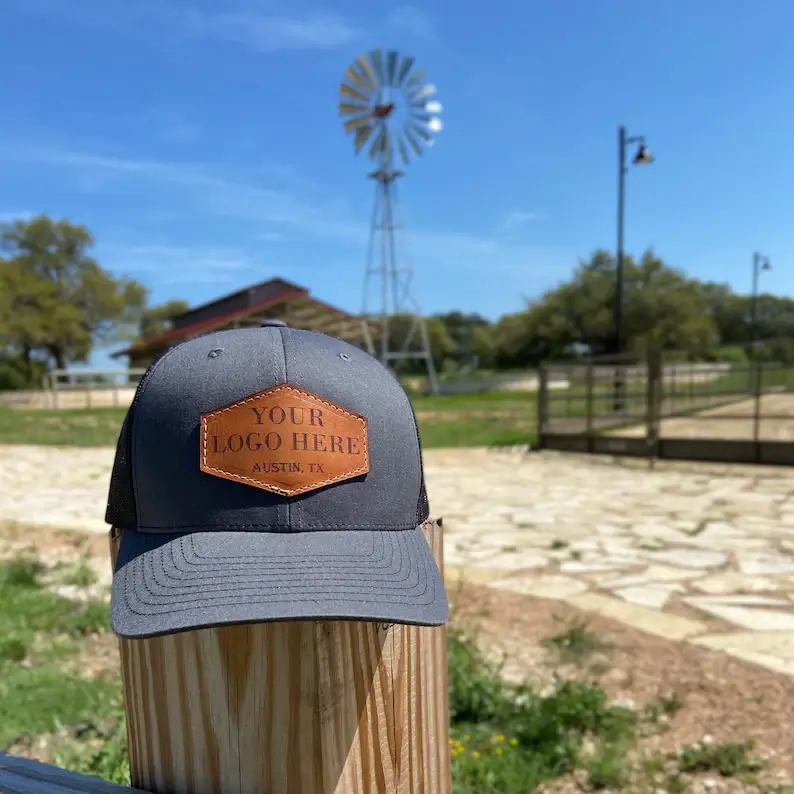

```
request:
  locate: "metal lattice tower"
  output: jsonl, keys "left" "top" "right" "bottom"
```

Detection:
{"left": 339, "top": 49, "right": 442, "bottom": 394}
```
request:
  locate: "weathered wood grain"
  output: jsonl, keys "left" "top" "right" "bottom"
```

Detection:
{"left": 109, "top": 520, "right": 451, "bottom": 794}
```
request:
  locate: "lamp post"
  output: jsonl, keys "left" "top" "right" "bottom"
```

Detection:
{"left": 750, "top": 252, "right": 771, "bottom": 446}
{"left": 613, "top": 125, "right": 654, "bottom": 411}
{"left": 750, "top": 252, "right": 771, "bottom": 350}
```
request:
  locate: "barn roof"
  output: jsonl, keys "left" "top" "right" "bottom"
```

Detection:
{"left": 111, "top": 278, "right": 368, "bottom": 359}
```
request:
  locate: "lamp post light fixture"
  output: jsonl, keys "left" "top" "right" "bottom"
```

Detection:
{"left": 613, "top": 125, "right": 654, "bottom": 412}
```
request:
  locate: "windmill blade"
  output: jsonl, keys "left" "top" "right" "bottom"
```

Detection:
{"left": 410, "top": 104, "right": 443, "bottom": 121}
{"left": 344, "top": 114, "right": 372, "bottom": 134}
{"left": 340, "top": 82, "right": 370, "bottom": 103}
{"left": 425, "top": 100, "right": 443, "bottom": 114}
{"left": 403, "top": 124, "right": 424, "bottom": 156}
{"left": 408, "top": 83, "right": 437, "bottom": 102}
{"left": 339, "top": 101, "right": 370, "bottom": 117}
{"left": 344, "top": 65, "right": 373, "bottom": 93}
{"left": 370, "top": 49, "right": 386, "bottom": 85}
{"left": 396, "top": 54, "right": 415, "bottom": 86}
{"left": 408, "top": 121, "right": 434, "bottom": 143}
{"left": 354, "top": 125, "right": 373, "bottom": 153}
{"left": 397, "top": 135, "right": 411, "bottom": 165}
{"left": 410, "top": 98, "right": 442, "bottom": 113}
{"left": 339, "top": 51, "right": 441, "bottom": 163}
{"left": 410, "top": 110, "right": 439, "bottom": 126}
{"left": 386, "top": 50, "right": 399, "bottom": 85}
{"left": 368, "top": 125, "right": 387, "bottom": 160}
{"left": 405, "top": 68, "right": 427, "bottom": 88}
{"left": 356, "top": 53, "right": 378, "bottom": 89}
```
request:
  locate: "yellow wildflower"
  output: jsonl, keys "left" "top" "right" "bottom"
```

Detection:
{"left": 509, "top": 738, "right": 519, "bottom": 747}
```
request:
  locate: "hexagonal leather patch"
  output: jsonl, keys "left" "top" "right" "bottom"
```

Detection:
{"left": 200, "top": 384, "right": 370, "bottom": 496}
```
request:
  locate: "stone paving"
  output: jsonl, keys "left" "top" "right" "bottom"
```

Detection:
{"left": 2, "top": 444, "right": 794, "bottom": 676}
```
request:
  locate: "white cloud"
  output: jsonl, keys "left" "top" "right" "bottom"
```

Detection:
{"left": 3, "top": 0, "right": 360, "bottom": 53}
{"left": 0, "top": 140, "right": 571, "bottom": 279}
{"left": 205, "top": 11, "right": 359, "bottom": 52}
{"left": 498, "top": 211, "right": 544, "bottom": 232}
{"left": 98, "top": 243, "right": 256, "bottom": 284}
{"left": 387, "top": 6, "right": 433, "bottom": 39}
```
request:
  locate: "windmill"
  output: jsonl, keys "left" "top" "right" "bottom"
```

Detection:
{"left": 339, "top": 49, "right": 442, "bottom": 394}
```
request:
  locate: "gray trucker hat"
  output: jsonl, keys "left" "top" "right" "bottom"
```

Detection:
{"left": 106, "top": 321, "right": 448, "bottom": 638}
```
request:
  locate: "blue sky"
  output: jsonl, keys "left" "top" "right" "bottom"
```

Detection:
{"left": 1, "top": 0, "right": 793, "bottom": 368}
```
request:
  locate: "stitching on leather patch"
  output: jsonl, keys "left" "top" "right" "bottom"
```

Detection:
{"left": 199, "top": 385, "right": 370, "bottom": 496}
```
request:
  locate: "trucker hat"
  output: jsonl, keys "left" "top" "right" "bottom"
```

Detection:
{"left": 106, "top": 320, "right": 448, "bottom": 639}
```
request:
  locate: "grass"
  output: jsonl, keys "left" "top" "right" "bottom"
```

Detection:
{"left": 0, "top": 406, "right": 127, "bottom": 447}
{"left": 540, "top": 617, "right": 610, "bottom": 666}
{"left": 0, "top": 557, "right": 121, "bottom": 761}
{"left": 0, "top": 556, "right": 770, "bottom": 792}
{"left": 3, "top": 359, "right": 794, "bottom": 450}
{"left": 447, "top": 625, "right": 766, "bottom": 792}
{"left": 0, "top": 391, "right": 539, "bottom": 450}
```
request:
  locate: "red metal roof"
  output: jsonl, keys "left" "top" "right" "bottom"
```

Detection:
{"left": 112, "top": 286, "right": 306, "bottom": 357}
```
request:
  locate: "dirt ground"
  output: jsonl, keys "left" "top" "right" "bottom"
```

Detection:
{"left": 615, "top": 394, "right": 794, "bottom": 441}
{"left": 453, "top": 582, "right": 794, "bottom": 784}
{"left": 4, "top": 520, "right": 794, "bottom": 790}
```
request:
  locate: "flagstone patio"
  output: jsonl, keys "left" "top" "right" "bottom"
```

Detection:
{"left": 2, "top": 443, "right": 794, "bottom": 676}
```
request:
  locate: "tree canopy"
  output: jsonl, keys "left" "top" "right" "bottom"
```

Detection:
{"left": 1, "top": 213, "right": 791, "bottom": 389}
{"left": 138, "top": 299, "right": 190, "bottom": 340}
{"left": 0, "top": 215, "right": 147, "bottom": 384}
{"left": 469, "top": 248, "right": 792, "bottom": 370}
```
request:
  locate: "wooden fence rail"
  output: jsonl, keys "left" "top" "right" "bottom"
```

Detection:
{"left": 1, "top": 520, "right": 451, "bottom": 794}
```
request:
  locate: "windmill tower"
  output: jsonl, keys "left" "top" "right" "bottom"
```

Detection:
{"left": 339, "top": 49, "right": 442, "bottom": 394}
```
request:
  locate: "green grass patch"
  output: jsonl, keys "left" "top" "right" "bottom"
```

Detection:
{"left": 0, "top": 557, "right": 117, "bottom": 752}
{"left": 448, "top": 628, "right": 637, "bottom": 792}
{"left": 417, "top": 418, "right": 535, "bottom": 449}
{"left": 540, "top": 617, "right": 610, "bottom": 666}
{"left": 412, "top": 390, "right": 536, "bottom": 413}
{"left": 677, "top": 738, "right": 763, "bottom": 778}
{"left": 0, "top": 392, "right": 538, "bottom": 450}
{"left": 0, "top": 569, "right": 766, "bottom": 793}
{"left": 0, "top": 406, "right": 126, "bottom": 446}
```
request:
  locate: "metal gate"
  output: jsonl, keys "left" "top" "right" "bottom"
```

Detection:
{"left": 537, "top": 352, "right": 794, "bottom": 465}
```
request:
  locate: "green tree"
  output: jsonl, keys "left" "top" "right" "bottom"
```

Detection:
{"left": 368, "top": 313, "right": 455, "bottom": 373}
{"left": 0, "top": 215, "right": 147, "bottom": 370}
{"left": 139, "top": 299, "right": 190, "bottom": 340}
{"left": 433, "top": 311, "right": 492, "bottom": 366}
{"left": 622, "top": 249, "right": 718, "bottom": 354}
{"left": 488, "top": 249, "right": 719, "bottom": 368}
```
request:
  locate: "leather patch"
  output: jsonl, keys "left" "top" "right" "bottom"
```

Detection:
{"left": 200, "top": 385, "right": 370, "bottom": 496}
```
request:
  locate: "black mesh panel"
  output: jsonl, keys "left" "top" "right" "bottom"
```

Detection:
{"left": 104, "top": 353, "right": 171, "bottom": 529}
{"left": 406, "top": 399, "right": 430, "bottom": 524}
{"left": 105, "top": 412, "right": 136, "bottom": 528}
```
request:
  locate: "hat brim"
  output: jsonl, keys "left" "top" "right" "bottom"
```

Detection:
{"left": 111, "top": 526, "right": 448, "bottom": 639}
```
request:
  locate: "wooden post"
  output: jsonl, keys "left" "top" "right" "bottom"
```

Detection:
{"left": 536, "top": 363, "right": 548, "bottom": 447}
{"left": 645, "top": 348, "right": 662, "bottom": 465}
{"left": 51, "top": 371, "right": 59, "bottom": 410}
{"left": 109, "top": 520, "right": 451, "bottom": 794}
{"left": 585, "top": 361, "right": 594, "bottom": 452}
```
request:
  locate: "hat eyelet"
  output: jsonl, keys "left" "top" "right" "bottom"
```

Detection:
{"left": 208, "top": 348, "right": 224, "bottom": 359}
{"left": 339, "top": 352, "right": 352, "bottom": 362}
